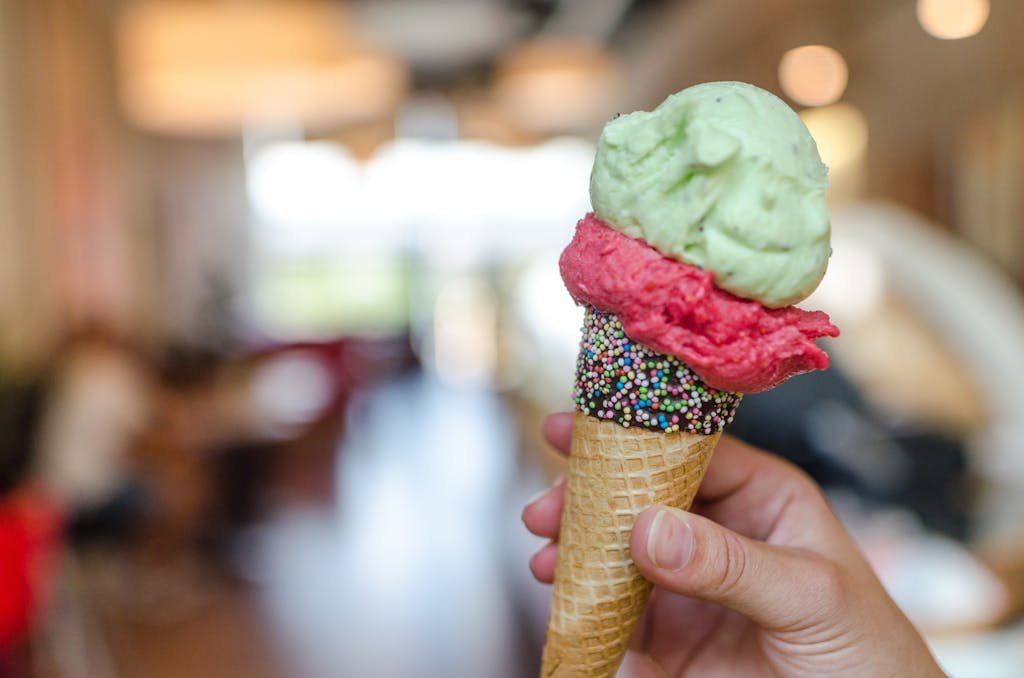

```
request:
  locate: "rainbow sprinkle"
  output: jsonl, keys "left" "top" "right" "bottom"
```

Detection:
{"left": 573, "top": 307, "right": 742, "bottom": 434}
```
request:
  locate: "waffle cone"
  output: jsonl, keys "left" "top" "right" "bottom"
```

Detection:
{"left": 540, "top": 412, "right": 719, "bottom": 677}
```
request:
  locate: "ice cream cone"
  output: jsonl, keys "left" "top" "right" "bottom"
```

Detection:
{"left": 539, "top": 307, "right": 739, "bottom": 676}
{"left": 540, "top": 80, "right": 838, "bottom": 676}
{"left": 541, "top": 412, "right": 718, "bottom": 677}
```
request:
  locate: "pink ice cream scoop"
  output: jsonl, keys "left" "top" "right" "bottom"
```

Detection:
{"left": 560, "top": 214, "right": 838, "bottom": 393}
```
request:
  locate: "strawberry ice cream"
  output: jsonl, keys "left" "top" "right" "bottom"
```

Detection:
{"left": 560, "top": 214, "right": 838, "bottom": 393}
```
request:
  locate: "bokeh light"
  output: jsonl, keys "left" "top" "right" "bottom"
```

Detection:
{"left": 778, "top": 45, "right": 849, "bottom": 107}
{"left": 800, "top": 102, "right": 869, "bottom": 174}
{"left": 917, "top": 0, "right": 990, "bottom": 40}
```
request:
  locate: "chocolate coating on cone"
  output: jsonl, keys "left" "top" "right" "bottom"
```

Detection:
{"left": 574, "top": 308, "right": 742, "bottom": 434}
{"left": 541, "top": 412, "right": 718, "bottom": 677}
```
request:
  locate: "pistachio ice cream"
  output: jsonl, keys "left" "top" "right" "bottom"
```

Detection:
{"left": 589, "top": 81, "right": 830, "bottom": 308}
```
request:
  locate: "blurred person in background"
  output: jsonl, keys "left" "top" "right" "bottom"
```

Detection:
{"left": 1, "top": 328, "right": 154, "bottom": 667}
{"left": 36, "top": 331, "right": 153, "bottom": 538}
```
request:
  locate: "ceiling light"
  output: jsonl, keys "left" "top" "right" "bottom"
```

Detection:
{"left": 493, "top": 39, "right": 621, "bottom": 134}
{"left": 116, "top": 1, "right": 408, "bottom": 136}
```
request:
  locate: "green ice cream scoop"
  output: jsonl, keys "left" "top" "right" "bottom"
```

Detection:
{"left": 590, "top": 81, "right": 830, "bottom": 308}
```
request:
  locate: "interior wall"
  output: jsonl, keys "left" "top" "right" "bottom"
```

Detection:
{"left": 0, "top": 0, "right": 155, "bottom": 374}
{"left": 0, "top": 2, "right": 59, "bottom": 374}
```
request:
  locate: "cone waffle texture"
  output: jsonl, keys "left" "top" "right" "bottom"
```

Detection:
{"left": 541, "top": 412, "right": 719, "bottom": 677}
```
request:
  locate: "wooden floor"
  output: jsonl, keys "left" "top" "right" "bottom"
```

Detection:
{"left": 61, "top": 373, "right": 555, "bottom": 678}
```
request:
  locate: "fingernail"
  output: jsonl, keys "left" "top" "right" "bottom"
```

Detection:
{"left": 646, "top": 508, "right": 694, "bottom": 571}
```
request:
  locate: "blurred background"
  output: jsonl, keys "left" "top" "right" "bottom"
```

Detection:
{"left": 1, "top": 0, "right": 1024, "bottom": 676}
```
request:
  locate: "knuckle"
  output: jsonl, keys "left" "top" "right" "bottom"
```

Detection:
{"left": 789, "top": 476, "right": 825, "bottom": 511}
{"left": 785, "top": 465, "right": 816, "bottom": 492}
{"left": 781, "top": 467, "right": 831, "bottom": 513}
{"left": 782, "top": 463, "right": 823, "bottom": 499}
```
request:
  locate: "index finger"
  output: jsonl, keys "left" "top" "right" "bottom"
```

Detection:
{"left": 696, "top": 435, "right": 797, "bottom": 502}
{"left": 695, "top": 435, "right": 843, "bottom": 547}
{"left": 541, "top": 412, "right": 573, "bottom": 455}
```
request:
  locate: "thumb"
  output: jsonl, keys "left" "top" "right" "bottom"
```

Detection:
{"left": 630, "top": 506, "right": 843, "bottom": 632}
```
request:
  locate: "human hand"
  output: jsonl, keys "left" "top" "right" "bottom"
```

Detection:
{"left": 523, "top": 412, "right": 945, "bottom": 677}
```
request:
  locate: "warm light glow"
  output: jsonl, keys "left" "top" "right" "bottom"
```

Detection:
{"left": 493, "top": 39, "right": 621, "bottom": 133}
{"left": 801, "top": 103, "right": 869, "bottom": 204}
{"left": 917, "top": 0, "right": 990, "bottom": 40}
{"left": 116, "top": 1, "right": 408, "bottom": 135}
{"left": 778, "top": 45, "right": 848, "bottom": 107}
{"left": 800, "top": 103, "right": 868, "bottom": 174}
